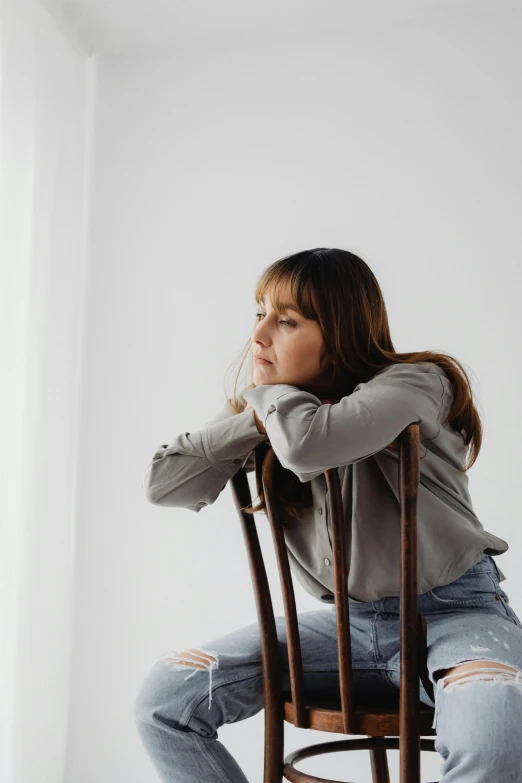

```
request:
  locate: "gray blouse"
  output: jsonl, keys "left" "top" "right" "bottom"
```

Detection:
{"left": 143, "top": 361, "right": 508, "bottom": 603}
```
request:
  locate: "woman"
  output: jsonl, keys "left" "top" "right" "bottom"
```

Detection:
{"left": 135, "top": 248, "right": 522, "bottom": 782}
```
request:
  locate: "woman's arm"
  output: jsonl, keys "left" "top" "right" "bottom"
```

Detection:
{"left": 143, "top": 401, "right": 269, "bottom": 509}
{"left": 242, "top": 363, "right": 446, "bottom": 483}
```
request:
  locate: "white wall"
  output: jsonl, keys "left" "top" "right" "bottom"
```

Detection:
{"left": 66, "top": 10, "right": 522, "bottom": 783}
{"left": 0, "top": 2, "right": 94, "bottom": 782}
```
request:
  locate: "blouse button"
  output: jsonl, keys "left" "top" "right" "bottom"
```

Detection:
{"left": 318, "top": 507, "right": 323, "bottom": 515}
{"left": 324, "top": 557, "right": 331, "bottom": 566}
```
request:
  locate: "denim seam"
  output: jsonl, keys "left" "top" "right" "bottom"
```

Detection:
{"left": 371, "top": 611, "right": 384, "bottom": 666}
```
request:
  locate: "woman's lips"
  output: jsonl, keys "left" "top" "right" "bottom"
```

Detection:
{"left": 254, "top": 356, "right": 272, "bottom": 364}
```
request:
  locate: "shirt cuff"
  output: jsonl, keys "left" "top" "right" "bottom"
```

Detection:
{"left": 243, "top": 384, "right": 311, "bottom": 427}
{"left": 202, "top": 408, "right": 269, "bottom": 475}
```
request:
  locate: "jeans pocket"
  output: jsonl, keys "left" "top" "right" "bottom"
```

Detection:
{"left": 493, "top": 581, "right": 522, "bottom": 628}
{"left": 427, "top": 570, "right": 500, "bottom": 606}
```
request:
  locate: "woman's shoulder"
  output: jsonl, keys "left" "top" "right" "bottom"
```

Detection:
{"left": 373, "top": 360, "right": 447, "bottom": 380}
{"left": 362, "top": 361, "right": 449, "bottom": 397}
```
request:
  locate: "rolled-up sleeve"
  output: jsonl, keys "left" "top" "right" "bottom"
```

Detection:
{"left": 242, "top": 365, "right": 446, "bottom": 482}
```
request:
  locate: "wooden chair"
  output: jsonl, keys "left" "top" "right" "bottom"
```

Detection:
{"left": 229, "top": 422, "right": 439, "bottom": 783}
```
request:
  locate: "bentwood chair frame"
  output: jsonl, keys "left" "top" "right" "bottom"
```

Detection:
{"left": 229, "top": 422, "right": 439, "bottom": 783}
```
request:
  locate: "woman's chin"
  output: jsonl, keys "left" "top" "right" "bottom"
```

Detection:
{"left": 253, "top": 366, "right": 275, "bottom": 378}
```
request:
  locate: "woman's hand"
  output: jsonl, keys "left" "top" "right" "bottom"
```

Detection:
{"left": 244, "top": 401, "right": 267, "bottom": 435}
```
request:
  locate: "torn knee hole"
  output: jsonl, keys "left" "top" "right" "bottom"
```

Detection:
{"left": 437, "top": 660, "right": 522, "bottom": 693}
{"left": 160, "top": 647, "right": 220, "bottom": 710}
{"left": 163, "top": 648, "right": 219, "bottom": 670}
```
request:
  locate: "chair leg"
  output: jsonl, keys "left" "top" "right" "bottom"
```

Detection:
{"left": 264, "top": 693, "right": 284, "bottom": 783}
{"left": 370, "top": 746, "right": 391, "bottom": 783}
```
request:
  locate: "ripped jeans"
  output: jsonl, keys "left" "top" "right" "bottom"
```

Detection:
{"left": 134, "top": 554, "right": 522, "bottom": 782}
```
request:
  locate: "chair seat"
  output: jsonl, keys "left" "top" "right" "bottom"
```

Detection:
{"left": 283, "top": 692, "right": 436, "bottom": 737}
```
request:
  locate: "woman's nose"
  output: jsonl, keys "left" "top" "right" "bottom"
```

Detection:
{"left": 252, "top": 322, "right": 268, "bottom": 342}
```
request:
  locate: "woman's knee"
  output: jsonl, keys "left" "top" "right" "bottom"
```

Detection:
{"left": 434, "top": 667, "right": 522, "bottom": 776}
{"left": 134, "top": 656, "right": 201, "bottom": 732}
{"left": 134, "top": 646, "right": 265, "bottom": 737}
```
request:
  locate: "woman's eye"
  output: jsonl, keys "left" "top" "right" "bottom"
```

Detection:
{"left": 255, "top": 313, "right": 295, "bottom": 328}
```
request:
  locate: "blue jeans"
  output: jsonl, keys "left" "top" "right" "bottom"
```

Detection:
{"left": 134, "top": 554, "right": 522, "bottom": 782}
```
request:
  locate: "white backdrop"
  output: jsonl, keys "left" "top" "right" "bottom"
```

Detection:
{"left": 2, "top": 2, "right": 522, "bottom": 782}
{"left": 77, "top": 13, "right": 522, "bottom": 783}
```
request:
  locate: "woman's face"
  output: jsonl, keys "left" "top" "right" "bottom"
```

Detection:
{"left": 250, "top": 284, "right": 336, "bottom": 397}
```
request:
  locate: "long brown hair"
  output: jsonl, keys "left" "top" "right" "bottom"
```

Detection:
{"left": 224, "top": 248, "right": 482, "bottom": 524}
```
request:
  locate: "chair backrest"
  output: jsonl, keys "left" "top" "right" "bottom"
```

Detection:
{"left": 229, "top": 422, "right": 424, "bottom": 769}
